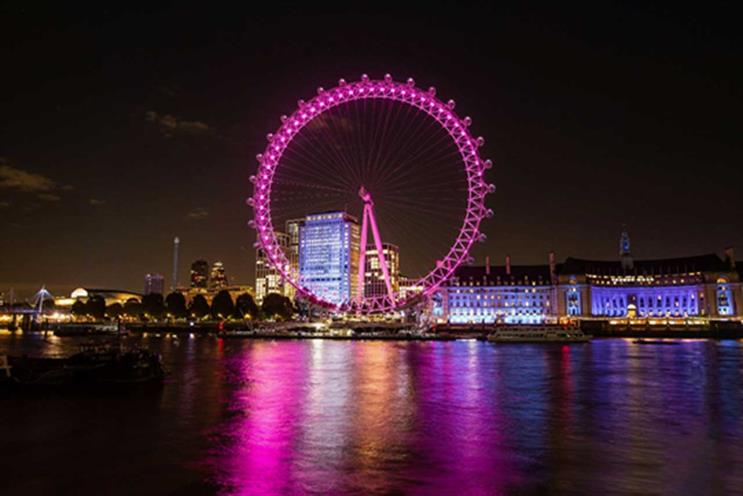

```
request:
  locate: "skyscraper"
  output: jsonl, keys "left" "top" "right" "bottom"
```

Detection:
{"left": 144, "top": 273, "right": 165, "bottom": 295}
{"left": 209, "top": 261, "right": 227, "bottom": 290}
{"left": 190, "top": 260, "right": 209, "bottom": 289}
{"left": 285, "top": 218, "right": 303, "bottom": 278}
{"left": 299, "top": 211, "right": 360, "bottom": 305}
{"left": 255, "top": 231, "right": 290, "bottom": 303}
{"left": 364, "top": 243, "right": 400, "bottom": 298}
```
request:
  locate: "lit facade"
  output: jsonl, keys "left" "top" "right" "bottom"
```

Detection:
{"left": 144, "top": 273, "right": 165, "bottom": 295}
{"left": 438, "top": 236, "right": 743, "bottom": 325}
{"left": 299, "top": 212, "right": 360, "bottom": 305}
{"left": 364, "top": 243, "right": 400, "bottom": 298}
{"left": 440, "top": 262, "right": 557, "bottom": 324}
{"left": 190, "top": 260, "right": 209, "bottom": 289}
{"left": 398, "top": 275, "right": 423, "bottom": 301}
{"left": 255, "top": 231, "right": 290, "bottom": 303}
{"left": 209, "top": 261, "right": 227, "bottom": 290}
{"left": 557, "top": 254, "right": 741, "bottom": 319}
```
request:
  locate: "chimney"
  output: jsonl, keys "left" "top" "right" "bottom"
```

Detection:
{"left": 724, "top": 246, "right": 736, "bottom": 269}
{"left": 485, "top": 256, "right": 491, "bottom": 275}
{"left": 505, "top": 255, "right": 511, "bottom": 276}
{"left": 549, "top": 251, "right": 557, "bottom": 283}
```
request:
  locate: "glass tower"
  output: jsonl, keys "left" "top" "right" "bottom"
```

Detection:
{"left": 299, "top": 212, "right": 360, "bottom": 306}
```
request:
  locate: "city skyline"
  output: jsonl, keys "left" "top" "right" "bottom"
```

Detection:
{"left": 2, "top": 4, "right": 742, "bottom": 297}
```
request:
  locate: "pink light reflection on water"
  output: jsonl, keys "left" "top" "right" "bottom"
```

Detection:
{"left": 212, "top": 341, "right": 308, "bottom": 495}
{"left": 204, "top": 341, "right": 524, "bottom": 495}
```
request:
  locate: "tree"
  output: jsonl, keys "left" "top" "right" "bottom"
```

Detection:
{"left": 71, "top": 299, "right": 87, "bottom": 318}
{"left": 189, "top": 294, "right": 210, "bottom": 319}
{"left": 142, "top": 293, "right": 165, "bottom": 319}
{"left": 165, "top": 292, "right": 187, "bottom": 319}
{"left": 106, "top": 303, "right": 123, "bottom": 319}
{"left": 261, "top": 293, "right": 294, "bottom": 320}
{"left": 85, "top": 295, "right": 106, "bottom": 320}
{"left": 211, "top": 290, "right": 234, "bottom": 319}
{"left": 234, "top": 293, "right": 259, "bottom": 319}
{"left": 123, "top": 298, "right": 143, "bottom": 319}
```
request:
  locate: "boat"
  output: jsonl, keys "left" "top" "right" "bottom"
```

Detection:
{"left": 53, "top": 323, "right": 119, "bottom": 337}
{"left": 486, "top": 325, "right": 591, "bottom": 343}
{"left": 0, "top": 342, "right": 165, "bottom": 391}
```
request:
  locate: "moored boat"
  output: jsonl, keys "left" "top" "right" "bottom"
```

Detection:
{"left": 487, "top": 325, "right": 590, "bottom": 343}
{"left": 1, "top": 342, "right": 165, "bottom": 391}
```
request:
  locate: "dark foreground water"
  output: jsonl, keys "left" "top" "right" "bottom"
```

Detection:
{"left": 1, "top": 334, "right": 742, "bottom": 495}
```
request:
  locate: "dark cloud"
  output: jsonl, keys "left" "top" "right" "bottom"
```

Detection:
{"left": 185, "top": 207, "right": 209, "bottom": 221}
{"left": 37, "top": 193, "right": 61, "bottom": 202}
{"left": 145, "top": 111, "right": 212, "bottom": 138}
{"left": 0, "top": 159, "right": 57, "bottom": 193}
{"left": 88, "top": 198, "right": 106, "bottom": 206}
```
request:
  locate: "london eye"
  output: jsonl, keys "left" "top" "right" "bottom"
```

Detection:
{"left": 248, "top": 74, "right": 494, "bottom": 313}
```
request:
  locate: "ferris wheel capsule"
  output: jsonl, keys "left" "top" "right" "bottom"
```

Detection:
{"left": 478, "top": 233, "right": 487, "bottom": 242}
{"left": 384, "top": 73, "right": 392, "bottom": 83}
{"left": 447, "top": 99, "right": 456, "bottom": 109}
{"left": 247, "top": 219, "right": 256, "bottom": 228}
{"left": 406, "top": 77, "right": 415, "bottom": 87}
{"left": 483, "top": 159, "right": 493, "bottom": 169}
{"left": 361, "top": 74, "right": 369, "bottom": 82}
{"left": 485, "top": 208, "right": 494, "bottom": 218}
{"left": 487, "top": 183, "right": 496, "bottom": 193}
{"left": 463, "top": 116, "right": 472, "bottom": 127}
{"left": 280, "top": 115, "right": 287, "bottom": 123}
{"left": 266, "top": 133, "right": 273, "bottom": 141}
{"left": 297, "top": 99, "right": 305, "bottom": 108}
{"left": 428, "top": 86, "right": 436, "bottom": 96}
{"left": 256, "top": 153, "right": 263, "bottom": 162}
{"left": 249, "top": 175, "right": 257, "bottom": 184}
{"left": 317, "top": 87, "right": 325, "bottom": 94}
{"left": 476, "top": 136, "right": 485, "bottom": 147}
{"left": 338, "top": 78, "right": 347, "bottom": 86}
{"left": 246, "top": 197, "right": 254, "bottom": 206}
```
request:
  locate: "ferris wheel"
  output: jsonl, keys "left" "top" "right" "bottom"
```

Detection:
{"left": 248, "top": 74, "right": 494, "bottom": 313}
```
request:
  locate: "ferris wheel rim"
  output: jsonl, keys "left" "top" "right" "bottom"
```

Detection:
{"left": 249, "top": 74, "right": 493, "bottom": 313}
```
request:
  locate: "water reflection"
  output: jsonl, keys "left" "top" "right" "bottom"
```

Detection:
{"left": 1, "top": 335, "right": 742, "bottom": 495}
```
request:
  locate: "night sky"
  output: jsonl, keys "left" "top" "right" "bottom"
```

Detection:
{"left": 2, "top": 3, "right": 741, "bottom": 297}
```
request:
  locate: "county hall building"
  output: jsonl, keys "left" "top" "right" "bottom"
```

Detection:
{"left": 438, "top": 229, "right": 742, "bottom": 324}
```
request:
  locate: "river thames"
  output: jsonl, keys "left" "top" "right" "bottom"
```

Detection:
{"left": 1, "top": 334, "right": 742, "bottom": 495}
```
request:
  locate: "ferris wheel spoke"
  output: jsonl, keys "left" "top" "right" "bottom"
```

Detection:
{"left": 280, "top": 138, "right": 349, "bottom": 187}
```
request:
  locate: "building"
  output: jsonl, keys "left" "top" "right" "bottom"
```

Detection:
{"left": 555, "top": 227, "right": 741, "bottom": 319}
{"left": 144, "top": 273, "right": 165, "bottom": 295}
{"left": 55, "top": 288, "right": 143, "bottom": 308}
{"left": 437, "top": 230, "right": 743, "bottom": 325}
{"left": 209, "top": 261, "right": 228, "bottom": 290}
{"left": 299, "top": 211, "right": 360, "bottom": 306}
{"left": 255, "top": 231, "right": 291, "bottom": 303}
{"left": 364, "top": 243, "right": 400, "bottom": 298}
{"left": 439, "top": 256, "right": 557, "bottom": 325}
{"left": 398, "top": 275, "right": 423, "bottom": 301}
{"left": 285, "top": 218, "right": 303, "bottom": 279}
{"left": 557, "top": 251, "right": 741, "bottom": 319}
{"left": 190, "top": 260, "right": 209, "bottom": 289}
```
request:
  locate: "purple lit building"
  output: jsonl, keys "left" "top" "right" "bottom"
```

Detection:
{"left": 439, "top": 255, "right": 558, "bottom": 325}
{"left": 439, "top": 229, "right": 742, "bottom": 324}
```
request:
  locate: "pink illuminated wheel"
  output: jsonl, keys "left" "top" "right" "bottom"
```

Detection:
{"left": 248, "top": 74, "right": 494, "bottom": 314}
